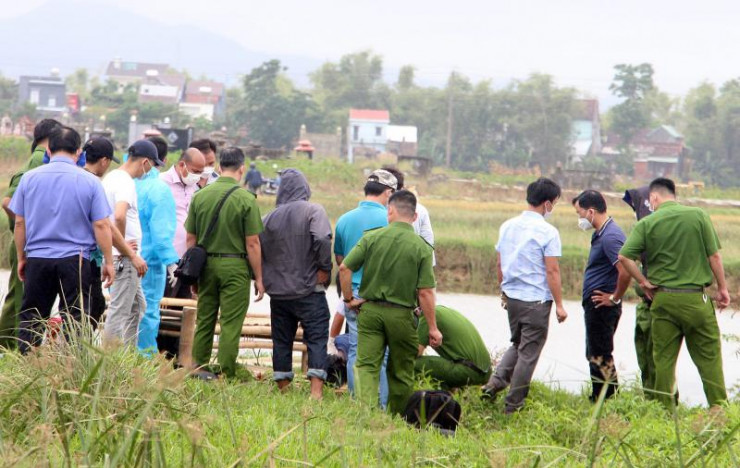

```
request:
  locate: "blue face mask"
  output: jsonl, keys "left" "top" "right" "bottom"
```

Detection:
{"left": 43, "top": 150, "right": 87, "bottom": 167}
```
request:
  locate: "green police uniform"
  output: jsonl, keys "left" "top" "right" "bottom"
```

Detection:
{"left": 620, "top": 201, "right": 726, "bottom": 407}
{"left": 343, "top": 221, "right": 436, "bottom": 415}
{"left": 185, "top": 177, "right": 263, "bottom": 377}
{"left": 0, "top": 148, "right": 45, "bottom": 349}
{"left": 416, "top": 305, "right": 492, "bottom": 389}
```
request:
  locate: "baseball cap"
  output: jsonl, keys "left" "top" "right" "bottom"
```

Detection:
{"left": 128, "top": 139, "right": 164, "bottom": 167}
{"left": 367, "top": 169, "right": 398, "bottom": 190}
{"left": 83, "top": 137, "right": 119, "bottom": 163}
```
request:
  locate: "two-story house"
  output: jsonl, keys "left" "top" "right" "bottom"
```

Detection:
{"left": 18, "top": 72, "right": 67, "bottom": 114}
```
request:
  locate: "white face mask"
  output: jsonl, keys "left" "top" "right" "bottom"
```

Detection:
{"left": 578, "top": 217, "right": 594, "bottom": 231}
{"left": 578, "top": 210, "right": 595, "bottom": 231}
{"left": 543, "top": 202, "right": 554, "bottom": 219}
{"left": 183, "top": 170, "right": 202, "bottom": 186}
{"left": 202, "top": 166, "right": 215, "bottom": 177}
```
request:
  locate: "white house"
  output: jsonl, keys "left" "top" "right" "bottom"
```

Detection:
{"left": 347, "top": 109, "right": 390, "bottom": 163}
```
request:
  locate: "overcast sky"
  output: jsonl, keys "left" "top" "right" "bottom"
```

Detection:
{"left": 4, "top": 0, "right": 739, "bottom": 101}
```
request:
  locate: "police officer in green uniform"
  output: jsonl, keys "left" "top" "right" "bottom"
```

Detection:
{"left": 0, "top": 119, "right": 60, "bottom": 349}
{"left": 185, "top": 147, "right": 264, "bottom": 378}
{"left": 619, "top": 178, "right": 729, "bottom": 408}
{"left": 339, "top": 190, "right": 442, "bottom": 415}
{"left": 416, "top": 305, "right": 492, "bottom": 389}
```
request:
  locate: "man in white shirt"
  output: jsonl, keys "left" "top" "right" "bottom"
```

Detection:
{"left": 481, "top": 177, "right": 568, "bottom": 414}
{"left": 102, "top": 139, "right": 164, "bottom": 346}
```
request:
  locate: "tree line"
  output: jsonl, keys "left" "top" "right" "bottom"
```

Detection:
{"left": 2, "top": 52, "right": 740, "bottom": 185}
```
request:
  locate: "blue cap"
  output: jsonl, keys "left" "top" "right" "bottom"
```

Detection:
{"left": 128, "top": 139, "right": 164, "bottom": 167}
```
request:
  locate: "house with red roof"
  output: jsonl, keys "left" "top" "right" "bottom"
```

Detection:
{"left": 347, "top": 109, "right": 390, "bottom": 162}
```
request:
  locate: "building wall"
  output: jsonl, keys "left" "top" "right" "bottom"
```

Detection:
{"left": 180, "top": 102, "right": 215, "bottom": 121}
{"left": 347, "top": 119, "right": 388, "bottom": 162}
{"left": 299, "top": 126, "right": 342, "bottom": 159}
{"left": 18, "top": 77, "right": 66, "bottom": 113}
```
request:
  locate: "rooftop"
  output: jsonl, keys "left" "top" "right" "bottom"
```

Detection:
{"left": 349, "top": 109, "right": 390, "bottom": 122}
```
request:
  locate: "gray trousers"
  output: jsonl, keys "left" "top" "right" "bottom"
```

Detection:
{"left": 104, "top": 257, "right": 145, "bottom": 347}
{"left": 486, "top": 297, "right": 552, "bottom": 412}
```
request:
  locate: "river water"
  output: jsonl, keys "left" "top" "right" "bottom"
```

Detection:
{"left": 306, "top": 292, "right": 739, "bottom": 407}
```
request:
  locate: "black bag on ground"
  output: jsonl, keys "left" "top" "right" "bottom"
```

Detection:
{"left": 175, "top": 186, "right": 240, "bottom": 285}
{"left": 325, "top": 354, "right": 347, "bottom": 387}
{"left": 403, "top": 390, "right": 462, "bottom": 432}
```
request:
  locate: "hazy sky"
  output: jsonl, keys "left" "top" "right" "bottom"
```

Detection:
{"left": 4, "top": 0, "right": 739, "bottom": 100}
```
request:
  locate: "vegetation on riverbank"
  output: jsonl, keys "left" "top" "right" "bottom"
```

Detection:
{"left": 0, "top": 328, "right": 738, "bottom": 467}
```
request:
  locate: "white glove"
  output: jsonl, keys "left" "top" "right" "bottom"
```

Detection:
{"left": 327, "top": 336, "right": 338, "bottom": 355}
{"left": 167, "top": 263, "right": 178, "bottom": 288}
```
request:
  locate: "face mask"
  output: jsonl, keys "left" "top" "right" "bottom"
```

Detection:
{"left": 578, "top": 217, "right": 594, "bottom": 231}
{"left": 77, "top": 151, "right": 87, "bottom": 168}
{"left": 183, "top": 169, "right": 202, "bottom": 186}
{"left": 543, "top": 202, "right": 554, "bottom": 219}
{"left": 43, "top": 150, "right": 50, "bottom": 164}
{"left": 202, "top": 166, "right": 215, "bottom": 177}
{"left": 138, "top": 161, "right": 151, "bottom": 179}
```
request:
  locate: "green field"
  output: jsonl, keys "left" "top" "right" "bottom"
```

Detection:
{"left": 1, "top": 334, "right": 739, "bottom": 467}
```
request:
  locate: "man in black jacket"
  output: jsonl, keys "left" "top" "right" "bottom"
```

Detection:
{"left": 260, "top": 168, "right": 333, "bottom": 400}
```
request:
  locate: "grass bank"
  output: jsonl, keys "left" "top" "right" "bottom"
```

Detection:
{"left": 1, "top": 332, "right": 739, "bottom": 466}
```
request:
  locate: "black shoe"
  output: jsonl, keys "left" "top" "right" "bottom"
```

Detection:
{"left": 481, "top": 385, "right": 501, "bottom": 401}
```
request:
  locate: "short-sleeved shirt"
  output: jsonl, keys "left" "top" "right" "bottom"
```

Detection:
{"left": 102, "top": 169, "right": 142, "bottom": 256}
{"left": 496, "top": 210, "right": 562, "bottom": 302}
{"left": 343, "top": 221, "right": 435, "bottom": 308}
{"left": 5, "top": 148, "right": 46, "bottom": 232}
{"left": 418, "top": 305, "right": 491, "bottom": 373}
{"left": 582, "top": 218, "right": 626, "bottom": 300}
{"left": 185, "top": 176, "right": 263, "bottom": 254}
{"left": 9, "top": 156, "right": 110, "bottom": 259}
{"left": 334, "top": 200, "right": 388, "bottom": 289}
{"left": 620, "top": 201, "right": 720, "bottom": 289}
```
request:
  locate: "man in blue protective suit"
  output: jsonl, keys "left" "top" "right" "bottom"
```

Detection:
{"left": 135, "top": 136, "right": 179, "bottom": 353}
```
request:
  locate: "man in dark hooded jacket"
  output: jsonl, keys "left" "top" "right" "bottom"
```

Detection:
{"left": 623, "top": 186, "right": 656, "bottom": 396}
{"left": 260, "top": 168, "right": 332, "bottom": 399}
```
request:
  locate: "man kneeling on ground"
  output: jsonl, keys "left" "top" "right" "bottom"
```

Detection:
{"left": 416, "top": 305, "right": 492, "bottom": 390}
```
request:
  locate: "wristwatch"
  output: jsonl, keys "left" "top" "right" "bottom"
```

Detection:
{"left": 609, "top": 295, "right": 621, "bottom": 305}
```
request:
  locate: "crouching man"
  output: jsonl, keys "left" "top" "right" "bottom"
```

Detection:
{"left": 416, "top": 305, "right": 491, "bottom": 390}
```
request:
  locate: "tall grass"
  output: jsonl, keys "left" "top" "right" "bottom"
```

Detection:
{"left": 0, "top": 322, "right": 739, "bottom": 466}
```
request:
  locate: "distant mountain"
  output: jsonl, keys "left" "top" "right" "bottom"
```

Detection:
{"left": 0, "top": 0, "right": 322, "bottom": 87}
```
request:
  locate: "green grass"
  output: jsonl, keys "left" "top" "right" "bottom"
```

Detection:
{"left": 0, "top": 325, "right": 739, "bottom": 467}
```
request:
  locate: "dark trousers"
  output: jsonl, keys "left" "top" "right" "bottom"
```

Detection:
{"left": 89, "top": 260, "right": 106, "bottom": 329}
{"left": 270, "top": 292, "right": 329, "bottom": 381}
{"left": 583, "top": 298, "right": 622, "bottom": 401}
{"left": 19, "top": 255, "right": 91, "bottom": 354}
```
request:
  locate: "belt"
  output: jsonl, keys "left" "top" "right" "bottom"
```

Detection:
{"left": 657, "top": 287, "right": 704, "bottom": 294}
{"left": 367, "top": 300, "right": 413, "bottom": 309}
{"left": 207, "top": 253, "right": 247, "bottom": 259}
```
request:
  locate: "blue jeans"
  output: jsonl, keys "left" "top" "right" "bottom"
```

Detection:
{"left": 271, "top": 292, "right": 330, "bottom": 381}
{"left": 345, "top": 290, "right": 389, "bottom": 408}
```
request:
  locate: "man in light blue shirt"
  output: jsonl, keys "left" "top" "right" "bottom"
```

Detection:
{"left": 482, "top": 177, "right": 568, "bottom": 414}
{"left": 333, "top": 169, "right": 397, "bottom": 401}
{"left": 10, "top": 126, "right": 114, "bottom": 354}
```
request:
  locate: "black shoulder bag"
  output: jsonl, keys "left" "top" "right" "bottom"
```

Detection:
{"left": 175, "top": 186, "right": 240, "bottom": 285}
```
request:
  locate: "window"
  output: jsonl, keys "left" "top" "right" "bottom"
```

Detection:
{"left": 48, "top": 95, "right": 56, "bottom": 108}
{"left": 29, "top": 88, "right": 40, "bottom": 104}
{"left": 375, "top": 126, "right": 382, "bottom": 137}
{"left": 352, "top": 125, "right": 359, "bottom": 141}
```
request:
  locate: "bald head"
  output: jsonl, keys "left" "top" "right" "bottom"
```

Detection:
{"left": 176, "top": 148, "right": 206, "bottom": 184}
{"left": 180, "top": 148, "right": 205, "bottom": 165}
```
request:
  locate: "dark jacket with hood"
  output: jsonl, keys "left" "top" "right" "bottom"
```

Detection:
{"left": 260, "top": 169, "right": 332, "bottom": 300}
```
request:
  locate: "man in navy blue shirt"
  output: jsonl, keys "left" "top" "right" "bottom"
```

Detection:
{"left": 572, "top": 190, "right": 630, "bottom": 401}
{"left": 10, "top": 126, "right": 114, "bottom": 354}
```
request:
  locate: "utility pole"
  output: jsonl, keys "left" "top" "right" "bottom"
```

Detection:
{"left": 445, "top": 78, "right": 454, "bottom": 168}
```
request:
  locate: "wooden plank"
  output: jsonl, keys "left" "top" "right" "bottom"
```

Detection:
{"left": 178, "top": 306, "right": 197, "bottom": 369}
{"left": 160, "top": 297, "right": 198, "bottom": 308}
